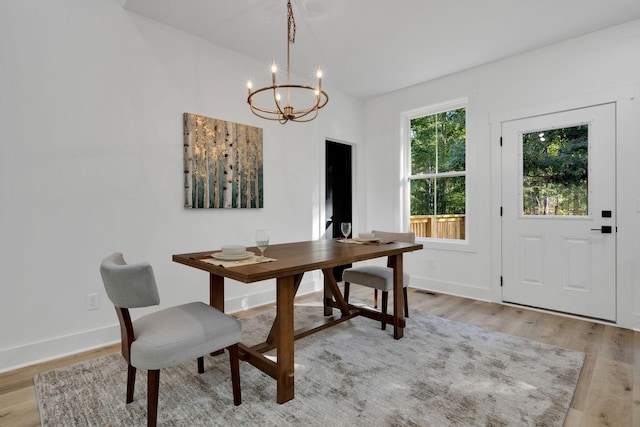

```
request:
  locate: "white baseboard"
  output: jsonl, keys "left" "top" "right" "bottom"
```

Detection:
{"left": 0, "top": 277, "right": 322, "bottom": 373}
{"left": 0, "top": 325, "right": 121, "bottom": 373}
{"left": 410, "top": 276, "right": 494, "bottom": 302}
{"left": 224, "top": 276, "right": 320, "bottom": 314}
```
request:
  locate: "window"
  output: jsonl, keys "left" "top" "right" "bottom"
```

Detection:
{"left": 521, "top": 125, "right": 588, "bottom": 216}
{"left": 407, "top": 102, "right": 466, "bottom": 240}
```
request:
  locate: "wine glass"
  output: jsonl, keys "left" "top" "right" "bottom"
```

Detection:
{"left": 340, "top": 222, "right": 352, "bottom": 239}
{"left": 255, "top": 229, "right": 270, "bottom": 260}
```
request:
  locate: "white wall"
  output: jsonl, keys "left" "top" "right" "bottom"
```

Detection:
{"left": 364, "top": 19, "right": 640, "bottom": 329}
{"left": 0, "top": 0, "right": 364, "bottom": 371}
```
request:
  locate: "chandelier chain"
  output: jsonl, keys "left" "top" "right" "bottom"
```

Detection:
{"left": 287, "top": 0, "right": 296, "bottom": 44}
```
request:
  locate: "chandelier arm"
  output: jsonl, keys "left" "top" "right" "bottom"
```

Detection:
{"left": 248, "top": 85, "right": 328, "bottom": 108}
{"left": 248, "top": 86, "right": 287, "bottom": 116}
{"left": 248, "top": 106, "right": 290, "bottom": 122}
{"left": 248, "top": 86, "right": 329, "bottom": 123}
{"left": 251, "top": 84, "right": 328, "bottom": 97}
{"left": 286, "top": 91, "right": 329, "bottom": 117}
{"left": 247, "top": 104, "right": 324, "bottom": 123}
{"left": 289, "top": 109, "right": 319, "bottom": 122}
{"left": 287, "top": 96, "right": 324, "bottom": 117}
{"left": 272, "top": 87, "right": 288, "bottom": 119}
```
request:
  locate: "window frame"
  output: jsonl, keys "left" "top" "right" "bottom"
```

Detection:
{"left": 402, "top": 98, "right": 469, "bottom": 246}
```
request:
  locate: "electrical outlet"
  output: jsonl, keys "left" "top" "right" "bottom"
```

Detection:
{"left": 86, "top": 293, "right": 99, "bottom": 310}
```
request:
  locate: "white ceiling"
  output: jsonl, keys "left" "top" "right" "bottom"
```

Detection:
{"left": 122, "top": 0, "right": 640, "bottom": 100}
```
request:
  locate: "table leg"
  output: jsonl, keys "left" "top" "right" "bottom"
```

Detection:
{"left": 323, "top": 275, "right": 333, "bottom": 316}
{"left": 209, "top": 273, "right": 224, "bottom": 311}
{"left": 266, "top": 273, "right": 304, "bottom": 346}
{"left": 276, "top": 275, "right": 295, "bottom": 403}
{"left": 388, "top": 254, "right": 405, "bottom": 339}
{"left": 209, "top": 274, "right": 226, "bottom": 356}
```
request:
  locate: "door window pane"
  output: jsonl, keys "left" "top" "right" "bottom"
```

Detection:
{"left": 522, "top": 125, "right": 588, "bottom": 216}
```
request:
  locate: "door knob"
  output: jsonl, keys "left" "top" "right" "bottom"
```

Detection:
{"left": 590, "top": 225, "right": 612, "bottom": 233}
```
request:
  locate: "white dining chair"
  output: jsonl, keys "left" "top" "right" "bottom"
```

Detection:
{"left": 342, "top": 230, "right": 415, "bottom": 330}
{"left": 100, "top": 252, "right": 242, "bottom": 427}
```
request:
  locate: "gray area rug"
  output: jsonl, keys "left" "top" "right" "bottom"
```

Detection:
{"left": 34, "top": 303, "right": 584, "bottom": 426}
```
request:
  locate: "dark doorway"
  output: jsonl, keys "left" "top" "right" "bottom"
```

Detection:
{"left": 325, "top": 140, "right": 352, "bottom": 281}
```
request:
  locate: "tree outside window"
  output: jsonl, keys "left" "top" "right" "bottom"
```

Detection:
{"left": 408, "top": 106, "right": 466, "bottom": 240}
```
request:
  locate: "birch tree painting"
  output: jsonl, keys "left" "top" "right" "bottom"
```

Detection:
{"left": 183, "top": 113, "right": 263, "bottom": 208}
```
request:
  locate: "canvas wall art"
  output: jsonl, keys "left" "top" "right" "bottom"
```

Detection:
{"left": 183, "top": 113, "right": 263, "bottom": 208}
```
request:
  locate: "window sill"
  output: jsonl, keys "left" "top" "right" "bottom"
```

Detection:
{"left": 416, "top": 237, "right": 477, "bottom": 253}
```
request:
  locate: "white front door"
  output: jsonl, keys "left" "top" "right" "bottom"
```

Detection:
{"left": 501, "top": 103, "right": 616, "bottom": 321}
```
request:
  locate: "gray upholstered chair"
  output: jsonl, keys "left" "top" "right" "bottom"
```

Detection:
{"left": 100, "top": 253, "right": 241, "bottom": 427}
{"left": 342, "top": 230, "right": 415, "bottom": 330}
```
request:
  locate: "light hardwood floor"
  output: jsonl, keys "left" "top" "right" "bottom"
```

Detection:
{"left": 1, "top": 287, "right": 639, "bottom": 426}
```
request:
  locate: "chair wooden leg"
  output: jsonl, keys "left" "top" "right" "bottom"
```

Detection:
{"left": 126, "top": 364, "right": 136, "bottom": 403}
{"left": 147, "top": 370, "right": 160, "bottom": 427}
{"left": 403, "top": 287, "right": 409, "bottom": 317}
{"left": 228, "top": 344, "right": 241, "bottom": 406}
{"left": 343, "top": 282, "right": 350, "bottom": 302}
{"left": 373, "top": 289, "right": 379, "bottom": 308}
{"left": 381, "top": 291, "right": 388, "bottom": 330}
{"left": 197, "top": 356, "right": 204, "bottom": 374}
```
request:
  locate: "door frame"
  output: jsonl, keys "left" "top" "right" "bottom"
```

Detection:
{"left": 489, "top": 87, "right": 635, "bottom": 321}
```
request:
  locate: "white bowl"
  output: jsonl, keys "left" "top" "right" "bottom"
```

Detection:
{"left": 358, "top": 232, "right": 375, "bottom": 239}
{"left": 221, "top": 245, "right": 246, "bottom": 255}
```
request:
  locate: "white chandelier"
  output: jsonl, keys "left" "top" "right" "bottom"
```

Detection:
{"left": 246, "top": 0, "right": 329, "bottom": 124}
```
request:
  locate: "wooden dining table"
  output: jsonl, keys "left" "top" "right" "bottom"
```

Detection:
{"left": 172, "top": 238, "right": 423, "bottom": 404}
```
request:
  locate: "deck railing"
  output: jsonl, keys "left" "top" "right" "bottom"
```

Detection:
{"left": 409, "top": 214, "right": 466, "bottom": 240}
